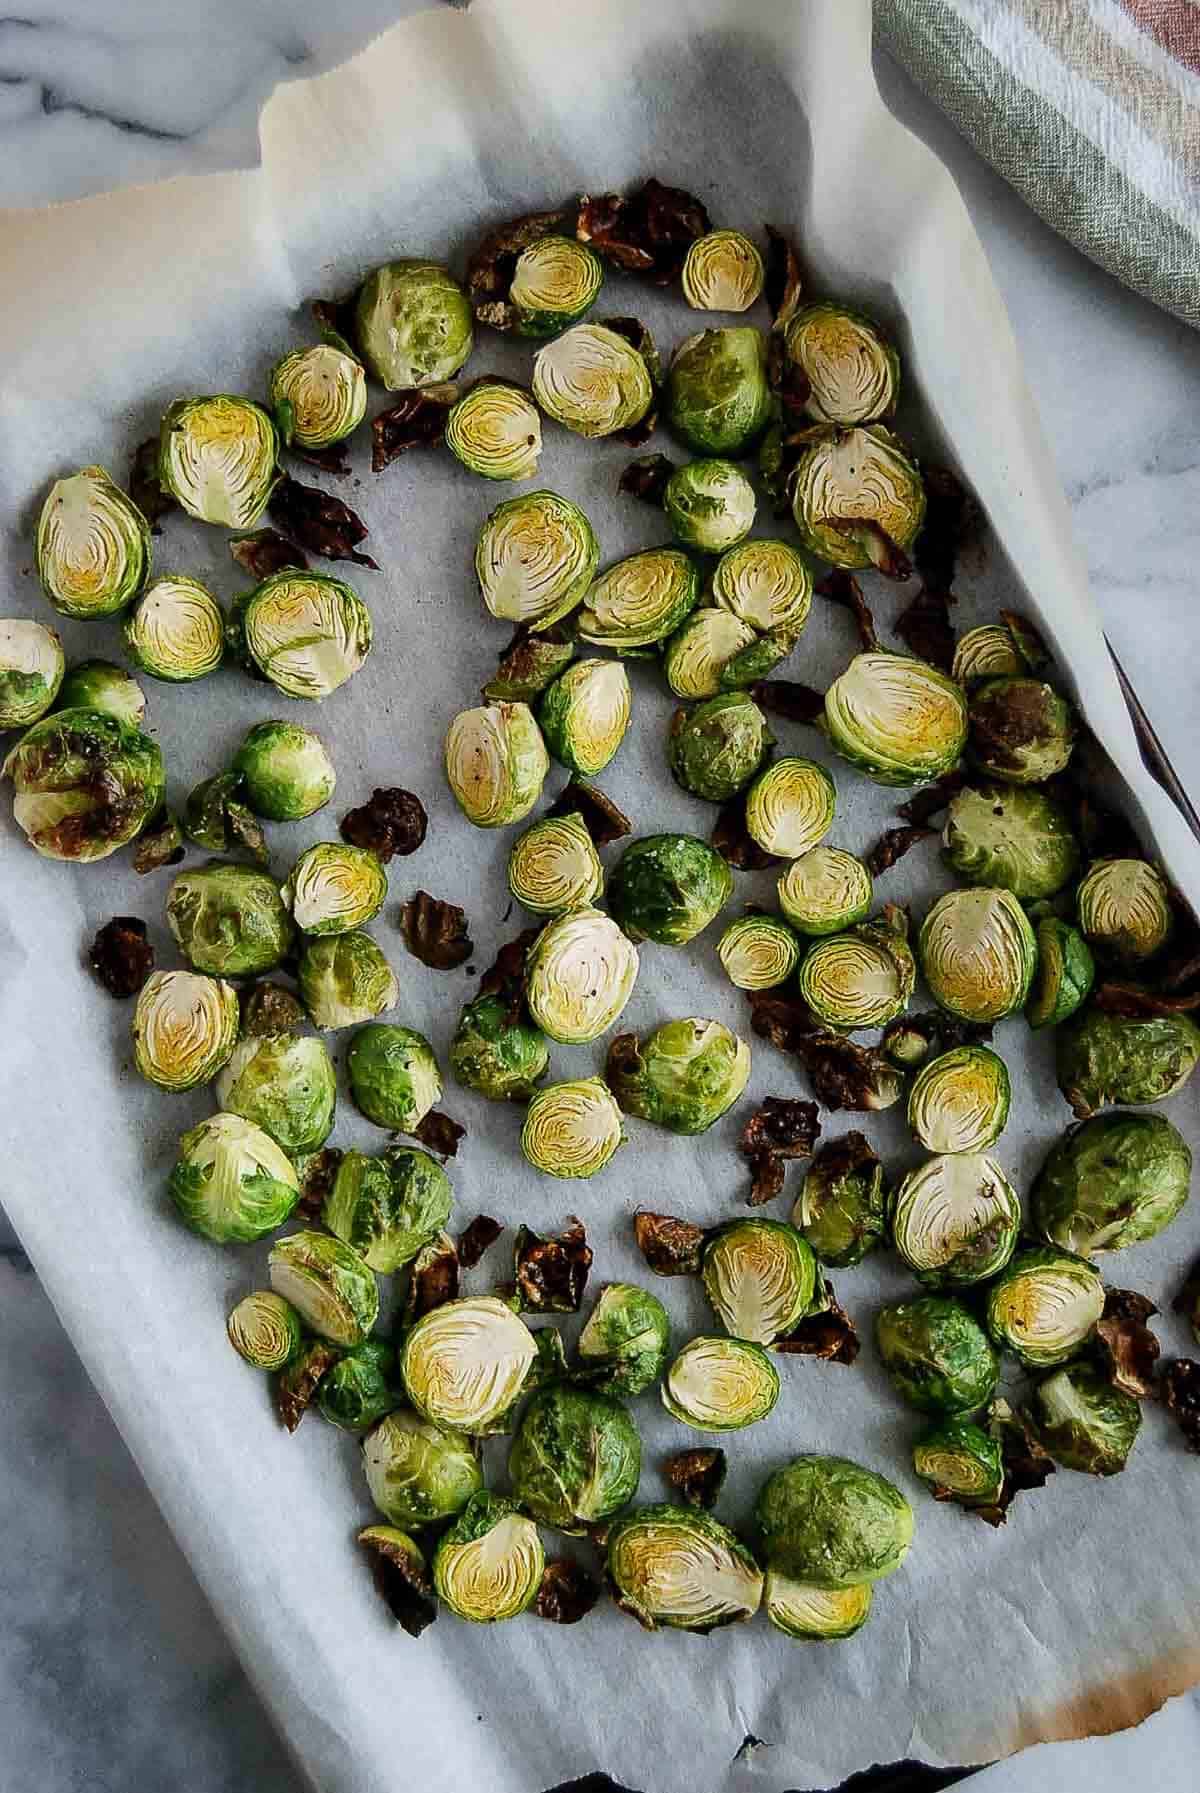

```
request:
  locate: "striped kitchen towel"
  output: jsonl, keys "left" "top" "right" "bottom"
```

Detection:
{"left": 874, "top": 0, "right": 1200, "bottom": 328}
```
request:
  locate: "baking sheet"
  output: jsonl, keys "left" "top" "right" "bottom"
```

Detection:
{"left": 2, "top": 3, "right": 1200, "bottom": 1790}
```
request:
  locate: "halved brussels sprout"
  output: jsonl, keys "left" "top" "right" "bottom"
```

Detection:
{"left": 711, "top": 537, "right": 812, "bottom": 639}
{"left": 353, "top": 260, "right": 474, "bottom": 390}
{"left": 525, "top": 908, "right": 638, "bottom": 1042}
{"left": 508, "top": 812, "right": 603, "bottom": 915}
{"left": 918, "top": 887, "right": 1037, "bottom": 1022}
{"left": 0, "top": 619, "right": 64, "bottom": 729}
{"left": 606, "top": 1504, "right": 763, "bottom": 1631}
{"left": 875, "top": 1296, "right": 999, "bottom": 1415}
{"left": 124, "top": 575, "right": 224, "bottom": 683}
{"left": 323, "top": 1145, "right": 451, "bottom": 1272}
{"left": 968, "top": 676, "right": 1075, "bottom": 784}
{"left": 824, "top": 652, "right": 967, "bottom": 787}
{"left": 765, "top": 1572, "right": 873, "bottom": 1641}
{"left": 532, "top": 322, "right": 654, "bottom": 438}
{"left": 317, "top": 1339, "right": 396, "bottom": 1434}
{"left": 36, "top": 467, "right": 150, "bottom": 617}
{"left": 445, "top": 381, "right": 542, "bottom": 480}
{"left": 681, "top": 231, "right": 765, "bottom": 313}
{"left": 663, "top": 608, "right": 757, "bottom": 700}
{"left": 508, "top": 235, "right": 604, "bottom": 337}
{"left": 347, "top": 1023, "right": 442, "bottom": 1132}
{"left": 943, "top": 782, "right": 1079, "bottom": 900}
{"left": 1056, "top": 1007, "right": 1200, "bottom": 1117}
{"left": 755, "top": 1455, "right": 913, "bottom": 1587}
{"left": 269, "top": 342, "right": 366, "bottom": 449}
{"left": 363, "top": 1407, "right": 484, "bottom": 1526}
{"left": 984, "top": 1246, "right": 1104, "bottom": 1368}
{"left": 433, "top": 1492, "right": 544, "bottom": 1622}
{"left": 911, "top": 1419, "right": 1003, "bottom": 1507}
{"left": 444, "top": 701, "right": 549, "bottom": 827}
{"left": 475, "top": 490, "right": 598, "bottom": 627}
{"left": 5, "top": 708, "right": 163, "bottom": 862}
{"left": 132, "top": 969, "right": 239, "bottom": 1092}
{"left": 282, "top": 843, "right": 387, "bottom": 935}
{"left": 578, "top": 548, "right": 701, "bottom": 652}
{"left": 907, "top": 1046, "right": 1010, "bottom": 1154}
{"left": 538, "top": 658, "right": 631, "bottom": 774}
{"left": 952, "top": 623, "right": 1034, "bottom": 685}
{"left": 508, "top": 1385, "right": 641, "bottom": 1532}
{"left": 521, "top": 1076, "right": 625, "bottom": 1178}
{"left": 783, "top": 304, "right": 900, "bottom": 426}
{"left": 607, "top": 1017, "right": 751, "bottom": 1135}
{"left": 891, "top": 1153, "right": 1021, "bottom": 1288}
{"left": 1028, "top": 1360, "right": 1141, "bottom": 1476}
{"left": 55, "top": 660, "right": 146, "bottom": 726}
{"left": 238, "top": 570, "right": 372, "bottom": 701}
{"left": 882, "top": 1020, "right": 934, "bottom": 1070}
{"left": 797, "top": 912, "right": 915, "bottom": 1031}
{"left": 215, "top": 1031, "right": 337, "bottom": 1156}
{"left": 167, "top": 863, "right": 293, "bottom": 976}
{"left": 231, "top": 719, "right": 335, "bottom": 821}
{"left": 170, "top": 1112, "right": 300, "bottom": 1243}
{"left": 717, "top": 914, "right": 801, "bottom": 990}
{"left": 663, "top": 459, "right": 757, "bottom": 554}
{"left": 401, "top": 1295, "right": 536, "bottom": 1433}
{"left": 701, "top": 1219, "right": 816, "bottom": 1344}
{"left": 449, "top": 992, "right": 549, "bottom": 1101}
{"left": 297, "top": 931, "right": 398, "bottom": 1030}
{"left": 665, "top": 327, "right": 772, "bottom": 455}
{"left": 268, "top": 1229, "right": 378, "bottom": 1347}
{"left": 791, "top": 425, "right": 925, "bottom": 570}
{"left": 1077, "top": 858, "right": 1173, "bottom": 963}
{"left": 1026, "top": 918, "right": 1095, "bottom": 1031}
{"left": 1032, "top": 1111, "right": 1191, "bottom": 1256}
{"left": 778, "top": 846, "right": 873, "bottom": 937}
{"left": 227, "top": 1291, "right": 302, "bottom": 1370}
{"left": 182, "top": 770, "right": 266, "bottom": 859}
{"left": 576, "top": 1283, "right": 671, "bottom": 1397}
{"left": 743, "top": 757, "right": 836, "bottom": 859}
{"left": 795, "top": 1134, "right": 887, "bottom": 1267}
{"left": 607, "top": 833, "right": 733, "bottom": 945}
{"left": 661, "top": 1336, "right": 780, "bottom": 1431}
{"left": 159, "top": 396, "right": 278, "bottom": 528}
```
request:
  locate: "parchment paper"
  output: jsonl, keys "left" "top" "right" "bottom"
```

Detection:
{"left": 3, "top": 4, "right": 1200, "bottom": 1790}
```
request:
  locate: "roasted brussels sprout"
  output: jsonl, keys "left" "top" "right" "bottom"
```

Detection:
{"left": 907, "top": 1046, "right": 1010, "bottom": 1153}
{"left": 231, "top": 719, "right": 336, "bottom": 821}
{"left": 444, "top": 701, "right": 549, "bottom": 827}
{"left": 506, "top": 235, "right": 604, "bottom": 336}
{"left": 354, "top": 259, "right": 474, "bottom": 390}
{"left": 525, "top": 907, "right": 638, "bottom": 1042}
{"left": 782, "top": 303, "right": 900, "bottom": 426}
{"left": 911, "top": 1420, "right": 1003, "bottom": 1507}
{"left": 445, "top": 381, "right": 543, "bottom": 480}
{"left": 1028, "top": 1360, "right": 1141, "bottom": 1475}
{"left": 227, "top": 1290, "right": 302, "bottom": 1370}
{"left": 5, "top": 707, "right": 163, "bottom": 862}
{"left": 269, "top": 342, "right": 366, "bottom": 449}
{"left": 36, "top": 467, "right": 150, "bottom": 617}
{"left": 317, "top": 1339, "right": 396, "bottom": 1433}
{"left": 918, "top": 887, "right": 1037, "bottom": 1023}
{"left": 717, "top": 914, "right": 801, "bottom": 990}
{"left": 363, "top": 1408, "right": 484, "bottom": 1527}
{"left": 508, "top": 1385, "right": 641, "bottom": 1532}
{"left": 778, "top": 846, "right": 873, "bottom": 937}
{"left": 448, "top": 992, "right": 549, "bottom": 1101}
{"left": 482, "top": 627, "right": 575, "bottom": 703}
{"left": 1025, "top": 918, "right": 1095, "bottom": 1030}
{"left": 681, "top": 231, "right": 764, "bottom": 312}
{"left": 576, "top": 1283, "right": 670, "bottom": 1397}
{"left": 347, "top": 1023, "right": 441, "bottom": 1132}
{"left": 891, "top": 1153, "right": 1020, "bottom": 1288}
{"left": 1032, "top": 1111, "right": 1191, "bottom": 1256}
{"left": 943, "top": 782, "right": 1079, "bottom": 900}
{"left": 765, "top": 1573, "right": 873, "bottom": 1641}
{"left": 1076, "top": 858, "right": 1173, "bottom": 963}
{"left": 508, "top": 813, "right": 603, "bottom": 915}
{"left": 952, "top": 619, "right": 1041, "bottom": 685}
{"left": 521, "top": 1076, "right": 625, "bottom": 1178}
{"left": 578, "top": 547, "right": 701, "bottom": 653}
{"left": 606, "top": 1504, "right": 763, "bottom": 1631}
{"left": 297, "top": 931, "right": 398, "bottom": 1030}
{"left": 433, "top": 1492, "right": 544, "bottom": 1622}
{"left": 669, "top": 693, "right": 773, "bottom": 802}
{"left": 538, "top": 658, "right": 631, "bottom": 775}
{"left": 1056, "top": 1007, "right": 1200, "bottom": 1117}
{"left": 701, "top": 1219, "right": 816, "bottom": 1344}
{"left": 876, "top": 1296, "right": 999, "bottom": 1415}
{"left": 710, "top": 537, "right": 812, "bottom": 640}
{"left": 532, "top": 321, "right": 654, "bottom": 438}
{"left": 167, "top": 863, "right": 293, "bottom": 976}
{"left": 797, "top": 912, "right": 915, "bottom": 1031}
{"left": 237, "top": 570, "right": 372, "bottom": 701}
{"left": 268, "top": 1229, "right": 378, "bottom": 1347}
{"left": 170, "top": 1112, "right": 300, "bottom": 1243}
{"left": 663, "top": 459, "right": 757, "bottom": 553}
{"left": 132, "top": 969, "right": 239, "bottom": 1092}
{"left": 182, "top": 769, "right": 266, "bottom": 859}
{"left": 215, "top": 1031, "right": 337, "bottom": 1156}
{"left": 663, "top": 608, "right": 757, "bottom": 700}
{"left": 401, "top": 1295, "right": 536, "bottom": 1433}
{"left": 795, "top": 1134, "right": 887, "bottom": 1267}
{"left": 661, "top": 1335, "right": 780, "bottom": 1431}
{"left": 968, "top": 676, "right": 1074, "bottom": 784}
{"left": 984, "top": 1246, "right": 1104, "bottom": 1368}
{"left": 0, "top": 619, "right": 64, "bottom": 729}
{"left": 607, "top": 833, "right": 733, "bottom": 945}
{"left": 323, "top": 1146, "right": 451, "bottom": 1272}
{"left": 755, "top": 1455, "right": 913, "bottom": 1587}
{"left": 475, "top": 490, "right": 598, "bottom": 628}
{"left": 665, "top": 327, "right": 772, "bottom": 455}
{"left": 824, "top": 652, "right": 967, "bottom": 787}
{"left": 55, "top": 660, "right": 146, "bottom": 726}
{"left": 607, "top": 1018, "right": 751, "bottom": 1136}
{"left": 282, "top": 843, "right": 387, "bottom": 936}
{"left": 159, "top": 396, "right": 278, "bottom": 528}
{"left": 791, "top": 426, "right": 925, "bottom": 571}
{"left": 124, "top": 575, "right": 224, "bottom": 683}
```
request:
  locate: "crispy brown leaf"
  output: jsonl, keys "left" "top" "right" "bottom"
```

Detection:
{"left": 311, "top": 291, "right": 358, "bottom": 344}
{"left": 618, "top": 453, "right": 675, "bottom": 505}
{"left": 359, "top": 1529, "right": 438, "bottom": 1638}
{"left": 370, "top": 388, "right": 456, "bottom": 470}
{"left": 515, "top": 1219, "right": 592, "bottom": 1314}
{"left": 230, "top": 527, "right": 308, "bottom": 580}
{"left": 633, "top": 1210, "right": 706, "bottom": 1278}
{"left": 535, "top": 1557, "right": 600, "bottom": 1625}
{"left": 1092, "top": 1288, "right": 1160, "bottom": 1399}
{"left": 816, "top": 570, "right": 879, "bottom": 653}
{"left": 268, "top": 475, "right": 379, "bottom": 569}
{"left": 914, "top": 466, "right": 982, "bottom": 594}
{"left": 340, "top": 787, "right": 427, "bottom": 862}
{"left": 1092, "top": 981, "right": 1200, "bottom": 1018}
{"left": 465, "top": 208, "right": 571, "bottom": 326}
{"left": 411, "top": 1111, "right": 466, "bottom": 1160}
{"left": 897, "top": 772, "right": 969, "bottom": 827}
{"left": 893, "top": 587, "right": 957, "bottom": 672}
{"left": 287, "top": 439, "right": 353, "bottom": 477}
{"left": 794, "top": 1032, "right": 904, "bottom": 1113}
{"left": 1161, "top": 1359, "right": 1200, "bottom": 1453}
{"left": 458, "top": 1214, "right": 503, "bottom": 1269}
{"left": 740, "top": 1098, "right": 820, "bottom": 1161}
{"left": 763, "top": 224, "right": 803, "bottom": 328}
{"left": 664, "top": 1448, "right": 728, "bottom": 1511}
{"left": 711, "top": 797, "right": 775, "bottom": 872}
{"left": 774, "top": 1280, "right": 860, "bottom": 1364}
{"left": 275, "top": 1339, "right": 339, "bottom": 1432}
{"left": 89, "top": 916, "right": 153, "bottom": 998}
{"left": 128, "top": 437, "right": 175, "bottom": 533}
{"left": 867, "top": 824, "right": 935, "bottom": 877}
{"left": 132, "top": 811, "right": 185, "bottom": 874}
{"left": 576, "top": 178, "right": 709, "bottom": 283}
{"left": 400, "top": 891, "right": 473, "bottom": 970}
{"left": 544, "top": 777, "right": 631, "bottom": 848}
{"left": 241, "top": 980, "right": 306, "bottom": 1037}
{"left": 818, "top": 518, "right": 911, "bottom": 582}
{"left": 405, "top": 1231, "right": 461, "bottom": 1322}
{"left": 295, "top": 1146, "right": 343, "bottom": 1220}
{"left": 477, "top": 925, "right": 541, "bottom": 1024}
{"left": 746, "top": 988, "right": 821, "bottom": 1053}
{"left": 971, "top": 1398, "right": 1058, "bottom": 1528}
{"left": 483, "top": 624, "right": 575, "bottom": 704}
{"left": 745, "top": 1154, "right": 786, "bottom": 1207}
{"left": 767, "top": 329, "right": 812, "bottom": 417}
{"left": 748, "top": 679, "right": 825, "bottom": 726}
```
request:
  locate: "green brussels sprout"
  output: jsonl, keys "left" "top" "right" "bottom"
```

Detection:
{"left": 875, "top": 1296, "right": 999, "bottom": 1415}
{"left": 508, "top": 813, "right": 603, "bottom": 915}
{"left": 35, "top": 466, "right": 150, "bottom": 617}
{"left": 445, "top": 381, "right": 542, "bottom": 480}
{"left": 764, "top": 1573, "right": 873, "bottom": 1641}
{"left": 124, "top": 576, "right": 224, "bottom": 682}
{"left": 1026, "top": 918, "right": 1095, "bottom": 1030}
{"left": 238, "top": 570, "right": 372, "bottom": 700}
{"left": 681, "top": 231, "right": 765, "bottom": 313}
{"left": 55, "top": 660, "right": 146, "bottom": 726}
{"left": 508, "top": 1385, "right": 641, "bottom": 1532}
{"left": 607, "top": 833, "right": 733, "bottom": 945}
{"left": 297, "top": 931, "right": 398, "bottom": 1030}
{"left": 1027, "top": 1361, "right": 1141, "bottom": 1476}
{"left": 606, "top": 1504, "right": 763, "bottom": 1631}
{"left": 355, "top": 1526, "right": 433, "bottom": 1635}
{"left": 525, "top": 907, "right": 639, "bottom": 1042}
{"left": 475, "top": 490, "right": 598, "bottom": 628}
{"left": 952, "top": 618, "right": 1045, "bottom": 684}
{"left": 169, "top": 1112, "right": 300, "bottom": 1244}
{"left": 578, "top": 548, "right": 702, "bottom": 654}
{"left": 778, "top": 846, "right": 873, "bottom": 937}
{"left": 538, "top": 658, "right": 631, "bottom": 774}
{"left": 782, "top": 303, "right": 900, "bottom": 426}
{"left": 942, "top": 782, "right": 1079, "bottom": 900}
{"left": 182, "top": 770, "right": 266, "bottom": 859}
{"left": 444, "top": 701, "right": 549, "bottom": 827}
{"left": 665, "top": 327, "right": 772, "bottom": 455}
{"left": 984, "top": 1246, "right": 1105, "bottom": 1368}
{"left": 755, "top": 1455, "right": 913, "bottom": 1587}
{"left": 1077, "top": 858, "right": 1173, "bottom": 963}
{"left": 167, "top": 863, "right": 293, "bottom": 976}
{"left": 448, "top": 992, "right": 549, "bottom": 1101}
{"left": 911, "top": 1419, "right": 1003, "bottom": 1507}
{"left": 132, "top": 969, "right": 239, "bottom": 1091}
{"left": 663, "top": 608, "right": 758, "bottom": 700}
{"left": 268, "top": 1229, "right": 379, "bottom": 1347}
{"left": 318, "top": 1339, "right": 397, "bottom": 1433}
{"left": 701, "top": 1219, "right": 816, "bottom": 1344}
{"left": 797, "top": 911, "right": 916, "bottom": 1030}
{"left": 0, "top": 619, "right": 64, "bottom": 729}
{"left": 323, "top": 1146, "right": 451, "bottom": 1273}
{"left": 663, "top": 459, "right": 757, "bottom": 553}
{"left": 907, "top": 1045, "right": 1011, "bottom": 1154}
{"left": 532, "top": 321, "right": 654, "bottom": 438}
{"left": 824, "top": 652, "right": 967, "bottom": 787}
{"left": 282, "top": 843, "right": 387, "bottom": 936}
{"left": 1056, "top": 1007, "right": 1200, "bottom": 1118}
{"left": 891, "top": 1153, "right": 1020, "bottom": 1288}
{"left": 5, "top": 707, "right": 163, "bottom": 862}
{"left": 607, "top": 1017, "right": 751, "bottom": 1135}
{"left": 717, "top": 914, "right": 801, "bottom": 990}
{"left": 881, "top": 1020, "right": 935, "bottom": 1069}
{"left": 661, "top": 1335, "right": 780, "bottom": 1431}
{"left": 710, "top": 537, "right": 812, "bottom": 639}
{"left": 401, "top": 1295, "right": 537, "bottom": 1433}
{"left": 918, "top": 887, "right": 1038, "bottom": 1022}
{"left": 576, "top": 1283, "right": 671, "bottom": 1397}
{"left": 433, "top": 1492, "right": 545, "bottom": 1623}
{"left": 159, "top": 396, "right": 279, "bottom": 528}
{"left": 227, "top": 1290, "right": 303, "bottom": 1370}
{"left": 1032, "top": 1111, "right": 1191, "bottom": 1256}
{"left": 363, "top": 1407, "right": 484, "bottom": 1527}
{"left": 347, "top": 1023, "right": 442, "bottom": 1132}
{"left": 521, "top": 1076, "right": 625, "bottom": 1178}
{"left": 795, "top": 1134, "right": 887, "bottom": 1267}
{"left": 353, "top": 259, "right": 474, "bottom": 390}
{"left": 269, "top": 342, "right": 366, "bottom": 449}
{"left": 967, "top": 676, "right": 1075, "bottom": 784}
{"left": 214, "top": 1031, "right": 337, "bottom": 1156}
{"left": 791, "top": 425, "right": 925, "bottom": 570}
{"left": 481, "top": 627, "right": 575, "bottom": 703}
{"left": 506, "top": 235, "right": 604, "bottom": 337}
{"left": 230, "top": 720, "right": 336, "bottom": 821}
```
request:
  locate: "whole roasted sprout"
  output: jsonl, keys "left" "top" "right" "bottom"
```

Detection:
{"left": 1028, "top": 1360, "right": 1141, "bottom": 1475}
{"left": 445, "top": 381, "right": 542, "bottom": 480}
{"left": 783, "top": 303, "right": 899, "bottom": 426}
{"left": 911, "top": 1420, "right": 1003, "bottom": 1508}
{"left": 1032, "top": 1111, "right": 1191, "bottom": 1256}
{"left": 538, "top": 658, "right": 631, "bottom": 774}
{"left": 506, "top": 235, "right": 604, "bottom": 337}
{"left": 433, "top": 1492, "right": 544, "bottom": 1623}
{"left": 918, "top": 887, "right": 1037, "bottom": 1022}
{"left": 170, "top": 1112, "right": 300, "bottom": 1244}
{"left": 132, "top": 969, "right": 239, "bottom": 1092}
{"left": 124, "top": 575, "right": 224, "bottom": 683}
{"left": 444, "top": 701, "right": 549, "bottom": 828}
{"left": 765, "top": 1573, "right": 873, "bottom": 1641}
{"left": 532, "top": 321, "right": 655, "bottom": 438}
{"left": 1076, "top": 858, "right": 1173, "bottom": 963}
{"left": 907, "top": 1046, "right": 1010, "bottom": 1154}
{"left": 297, "top": 931, "right": 398, "bottom": 1030}
{"left": 663, "top": 608, "right": 757, "bottom": 700}
{"left": 317, "top": 1339, "right": 396, "bottom": 1433}
{"left": 608, "top": 833, "right": 733, "bottom": 946}
{"left": 36, "top": 466, "right": 150, "bottom": 617}
{"left": 159, "top": 396, "right": 279, "bottom": 528}
{"left": 797, "top": 911, "right": 915, "bottom": 1031}
{"left": 508, "top": 812, "right": 603, "bottom": 914}
{"left": 182, "top": 770, "right": 267, "bottom": 859}
{"left": 401, "top": 1295, "right": 536, "bottom": 1433}
{"left": 702, "top": 1219, "right": 816, "bottom": 1344}
{"left": 795, "top": 1134, "right": 886, "bottom": 1267}
{"left": 508, "top": 1386, "right": 641, "bottom": 1532}
{"left": 578, "top": 547, "right": 701, "bottom": 652}
{"left": 968, "top": 676, "right": 1075, "bottom": 784}
{"left": 943, "top": 782, "right": 1079, "bottom": 900}
{"left": 269, "top": 342, "right": 366, "bottom": 450}
{"left": 711, "top": 537, "right": 812, "bottom": 640}
{"left": 364, "top": 1408, "right": 483, "bottom": 1527}
{"left": 237, "top": 570, "right": 372, "bottom": 701}
{"left": 755, "top": 1455, "right": 913, "bottom": 1588}
{"left": 717, "top": 914, "right": 801, "bottom": 990}
{"left": 875, "top": 1295, "right": 999, "bottom": 1415}
{"left": 661, "top": 1335, "right": 780, "bottom": 1431}
{"left": 525, "top": 907, "right": 638, "bottom": 1042}
{"left": 791, "top": 426, "right": 925, "bottom": 571}
{"left": 167, "top": 863, "right": 293, "bottom": 976}
{"left": 268, "top": 1229, "right": 379, "bottom": 1347}
{"left": 215, "top": 1031, "right": 337, "bottom": 1156}
{"left": 606, "top": 1504, "right": 763, "bottom": 1632}
{"left": 231, "top": 720, "right": 335, "bottom": 821}
{"left": 283, "top": 842, "right": 387, "bottom": 935}
{"left": 985, "top": 1246, "right": 1105, "bottom": 1368}
{"left": 576, "top": 1283, "right": 670, "bottom": 1397}
{"left": 354, "top": 259, "right": 474, "bottom": 390}
{"left": 778, "top": 846, "right": 873, "bottom": 937}
{"left": 665, "top": 327, "right": 772, "bottom": 455}
{"left": 681, "top": 230, "right": 765, "bottom": 313}
{"left": 347, "top": 1024, "right": 441, "bottom": 1132}
{"left": 1056, "top": 1007, "right": 1200, "bottom": 1117}
{"left": 521, "top": 1076, "right": 625, "bottom": 1178}
{"left": 663, "top": 459, "right": 756, "bottom": 553}
{"left": 0, "top": 619, "right": 64, "bottom": 729}
{"left": 607, "top": 1017, "right": 751, "bottom": 1136}
{"left": 55, "top": 661, "right": 146, "bottom": 726}
{"left": 475, "top": 490, "right": 598, "bottom": 628}
{"left": 323, "top": 1146, "right": 451, "bottom": 1273}
{"left": 5, "top": 708, "right": 163, "bottom": 862}
{"left": 227, "top": 1290, "right": 303, "bottom": 1370}
{"left": 449, "top": 993, "right": 549, "bottom": 1101}
{"left": 1026, "top": 917, "right": 1095, "bottom": 1031}
{"left": 824, "top": 652, "right": 967, "bottom": 787}
{"left": 890, "top": 1154, "right": 1020, "bottom": 1288}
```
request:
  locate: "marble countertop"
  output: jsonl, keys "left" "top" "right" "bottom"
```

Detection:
{"left": 3, "top": 18, "right": 1200, "bottom": 1793}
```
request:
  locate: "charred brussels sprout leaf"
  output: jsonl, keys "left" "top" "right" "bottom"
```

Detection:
{"left": 755, "top": 1455, "right": 913, "bottom": 1587}
{"left": 509, "top": 1385, "right": 641, "bottom": 1532}
{"left": 875, "top": 1296, "right": 999, "bottom": 1415}
{"left": 1032, "top": 1111, "right": 1192, "bottom": 1256}
{"left": 985, "top": 1247, "right": 1105, "bottom": 1368}
{"left": 633, "top": 1210, "right": 708, "bottom": 1278}
{"left": 1028, "top": 1361, "right": 1141, "bottom": 1475}
{"left": 824, "top": 652, "right": 966, "bottom": 788}
{"left": 170, "top": 1113, "right": 300, "bottom": 1244}
{"left": 521, "top": 1077, "right": 625, "bottom": 1179}
{"left": 483, "top": 626, "right": 575, "bottom": 704}
{"left": 1055, "top": 1007, "right": 1200, "bottom": 1118}
{"left": 89, "top": 915, "right": 154, "bottom": 998}
{"left": 166, "top": 863, "right": 293, "bottom": 977}
{"left": 576, "top": 177, "right": 710, "bottom": 284}
{"left": 182, "top": 772, "right": 266, "bottom": 862}
{"left": 323, "top": 1146, "right": 451, "bottom": 1273}
{"left": 132, "top": 969, "right": 239, "bottom": 1092}
{"left": 358, "top": 1526, "right": 437, "bottom": 1638}
{"left": 276, "top": 1338, "right": 340, "bottom": 1432}
{"left": 943, "top": 782, "right": 1079, "bottom": 900}
{"left": 363, "top": 1407, "right": 483, "bottom": 1527}
{"left": 664, "top": 1447, "right": 727, "bottom": 1511}
{"left": 795, "top": 1133, "right": 886, "bottom": 1267}
{"left": 5, "top": 708, "right": 163, "bottom": 863}
{"left": 608, "top": 833, "right": 733, "bottom": 945}
{"left": 514, "top": 1219, "right": 593, "bottom": 1314}
{"left": 606, "top": 1504, "right": 762, "bottom": 1632}
{"left": 340, "top": 786, "right": 427, "bottom": 860}
{"left": 606, "top": 1018, "right": 751, "bottom": 1136}
{"left": 576, "top": 1283, "right": 670, "bottom": 1398}
{"left": 661, "top": 1335, "right": 780, "bottom": 1431}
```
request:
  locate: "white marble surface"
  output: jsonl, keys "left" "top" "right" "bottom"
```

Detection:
{"left": 3, "top": 13, "right": 1200, "bottom": 1792}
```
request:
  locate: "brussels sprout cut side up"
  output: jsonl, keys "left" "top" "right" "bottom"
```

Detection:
{"left": 791, "top": 428, "right": 925, "bottom": 572}
{"left": 444, "top": 702, "right": 549, "bottom": 828}
{"left": 401, "top": 1296, "right": 536, "bottom": 1434}
{"left": 985, "top": 1247, "right": 1105, "bottom": 1368}
{"left": 1076, "top": 858, "right": 1173, "bottom": 964}
{"left": 270, "top": 342, "right": 366, "bottom": 450}
{"left": 891, "top": 1154, "right": 1020, "bottom": 1287}
{"left": 907, "top": 1047, "right": 1010, "bottom": 1154}
{"left": 36, "top": 467, "right": 150, "bottom": 618}
{"left": 825, "top": 653, "right": 966, "bottom": 788}
{"left": 661, "top": 1335, "right": 780, "bottom": 1431}
{"left": 160, "top": 396, "right": 279, "bottom": 529}
{"left": 446, "top": 382, "right": 542, "bottom": 481}
{"left": 133, "top": 970, "right": 239, "bottom": 1092}
{"left": 525, "top": 909, "right": 638, "bottom": 1043}
{"left": 475, "top": 490, "right": 598, "bottom": 628}
{"left": 578, "top": 548, "right": 700, "bottom": 652}
{"left": 0, "top": 619, "right": 64, "bottom": 729}
{"left": 796, "top": 911, "right": 915, "bottom": 1032}
{"left": 532, "top": 322, "right": 655, "bottom": 439}
{"left": 521, "top": 1077, "right": 624, "bottom": 1179}
{"left": 783, "top": 304, "right": 900, "bottom": 426}
{"left": 171, "top": 1113, "right": 300, "bottom": 1245}
{"left": 237, "top": 570, "right": 372, "bottom": 701}
{"left": 434, "top": 1493, "right": 544, "bottom": 1623}
{"left": 717, "top": 914, "right": 800, "bottom": 990}
{"left": 125, "top": 576, "right": 224, "bottom": 682}
{"left": 681, "top": 231, "right": 765, "bottom": 313}
{"left": 607, "top": 1505, "right": 763, "bottom": 1631}
{"left": 778, "top": 847, "right": 873, "bottom": 937}
{"left": 919, "top": 887, "right": 1037, "bottom": 1023}
{"left": 508, "top": 813, "right": 603, "bottom": 915}
{"left": 701, "top": 1219, "right": 816, "bottom": 1344}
